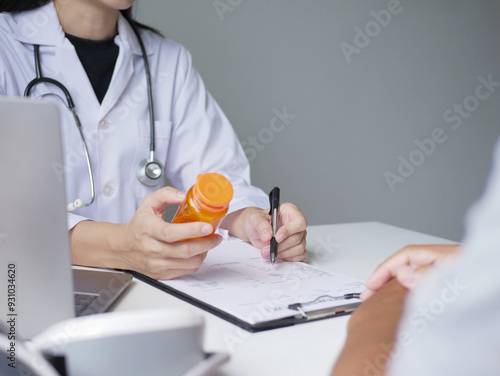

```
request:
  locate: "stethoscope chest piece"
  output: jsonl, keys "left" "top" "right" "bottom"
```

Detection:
{"left": 136, "top": 158, "right": 164, "bottom": 187}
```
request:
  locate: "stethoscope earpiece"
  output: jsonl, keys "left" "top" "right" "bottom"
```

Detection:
{"left": 66, "top": 199, "right": 85, "bottom": 212}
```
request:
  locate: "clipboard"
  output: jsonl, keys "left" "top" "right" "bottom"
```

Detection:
{"left": 126, "top": 240, "right": 364, "bottom": 333}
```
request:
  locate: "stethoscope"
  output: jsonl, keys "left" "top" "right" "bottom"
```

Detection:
{"left": 24, "top": 18, "right": 164, "bottom": 212}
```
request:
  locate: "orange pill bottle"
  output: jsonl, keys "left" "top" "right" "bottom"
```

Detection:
{"left": 172, "top": 173, "right": 234, "bottom": 235}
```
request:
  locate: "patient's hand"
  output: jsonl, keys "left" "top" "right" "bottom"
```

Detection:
{"left": 361, "top": 244, "right": 460, "bottom": 301}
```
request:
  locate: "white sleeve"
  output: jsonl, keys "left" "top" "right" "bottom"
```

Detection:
{"left": 165, "top": 46, "right": 269, "bottom": 213}
{"left": 67, "top": 213, "right": 92, "bottom": 230}
{"left": 388, "top": 139, "right": 500, "bottom": 376}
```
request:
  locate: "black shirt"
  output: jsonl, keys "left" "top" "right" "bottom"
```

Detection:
{"left": 65, "top": 33, "right": 119, "bottom": 104}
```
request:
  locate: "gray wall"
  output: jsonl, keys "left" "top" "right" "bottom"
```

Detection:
{"left": 136, "top": 0, "right": 500, "bottom": 241}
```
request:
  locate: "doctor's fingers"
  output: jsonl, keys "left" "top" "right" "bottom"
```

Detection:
{"left": 275, "top": 203, "right": 308, "bottom": 243}
{"left": 132, "top": 226, "right": 220, "bottom": 259}
{"left": 278, "top": 233, "right": 308, "bottom": 262}
{"left": 247, "top": 208, "right": 272, "bottom": 241}
{"left": 149, "top": 217, "right": 217, "bottom": 243}
{"left": 260, "top": 231, "right": 307, "bottom": 261}
{"left": 278, "top": 229, "right": 307, "bottom": 252}
{"left": 140, "top": 186, "right": 186, "bottom": 214}
{"left": 169, "top": 235, "right": 223, "bottom": 258}
{"left": 141, "top": 251, "right": 210, "bottom": 280}
{"left": 148, "top": 234, "right": 223, "bottom": 260}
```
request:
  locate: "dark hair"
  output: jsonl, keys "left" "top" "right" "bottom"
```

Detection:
{"left": 0, "top": 0, "right": 161, "bottom": 35}
{"left": 0, "top": 0, "right": 48, "bottom": 12}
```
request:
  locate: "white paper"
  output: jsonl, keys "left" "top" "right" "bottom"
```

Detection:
{"left": 161, "top": 240, "right": 365, "bottom": 325}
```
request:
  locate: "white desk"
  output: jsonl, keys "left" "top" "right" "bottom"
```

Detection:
{"left": 110, "top": 222, "right": 455, "bottom": 376}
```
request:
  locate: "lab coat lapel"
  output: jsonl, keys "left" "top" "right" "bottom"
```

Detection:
{"left": 98, "top": 14, "right": 143, "bottom": 119}
{"left": 56, "top": 38, "right": 101, "bottom": 111}
{"left": 14, "top": 3, "right": 100, "bottom": 113}
{"left": 98, "top": 39, "right": 134, "bottom": 119}
{"left": 13, "top": 4, "right": 152, "bottom": 119}
{"left": 12, "top": 2, "right": 63, "bottom": 46}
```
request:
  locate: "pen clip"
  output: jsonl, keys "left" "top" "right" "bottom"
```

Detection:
{"left": 268, "top": 187, "right": 280, "bottom": 216}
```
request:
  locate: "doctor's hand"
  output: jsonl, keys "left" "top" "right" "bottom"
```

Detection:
{"left": 360, "top": 244, "right": 460, "bottom": 301}
{"left": 118, "top": 187, "right": 222, "bottom": 280}
{"left": 222, "top": 204, "right": 308, "bottom": 262}
{"left": 71, "top": 187, "right": 222, "bottom": 281}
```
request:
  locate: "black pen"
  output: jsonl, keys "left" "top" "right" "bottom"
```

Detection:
{"left": 269, "top": 187, "right": 280, "bottom": 265}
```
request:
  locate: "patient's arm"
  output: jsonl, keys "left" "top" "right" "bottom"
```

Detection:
{"left": 331, "top": 279, "right": 408, "bottom": 376}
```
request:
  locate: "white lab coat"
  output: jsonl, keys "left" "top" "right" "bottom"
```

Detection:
{"left": 0, "top": 3, "right": 268, "bottom": 229}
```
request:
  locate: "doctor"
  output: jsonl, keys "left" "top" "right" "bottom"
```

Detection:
{"left": 0, "top": 0, "right": 308, "bottom": 279}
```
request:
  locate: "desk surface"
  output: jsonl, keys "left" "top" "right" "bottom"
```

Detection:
{"left": 110, "top": 222, "right": 455, "bottom": 376}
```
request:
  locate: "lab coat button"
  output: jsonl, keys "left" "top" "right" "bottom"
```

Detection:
{"left": 102, "top": 184, "right": 115, "bottom": 197}
{"left": 99, "top": 118, "right": 110, "bottom": 130}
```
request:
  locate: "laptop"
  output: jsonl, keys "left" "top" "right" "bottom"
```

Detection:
{"left": 0, "top": 97, "right": 132, "bottom": 339}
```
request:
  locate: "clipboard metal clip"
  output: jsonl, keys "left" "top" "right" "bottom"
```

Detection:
{"left": 287, "top": 293, "right": 361, "bottom": 319}
{"left": 287, "top": 303, "right": 308, "bottom": 319}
